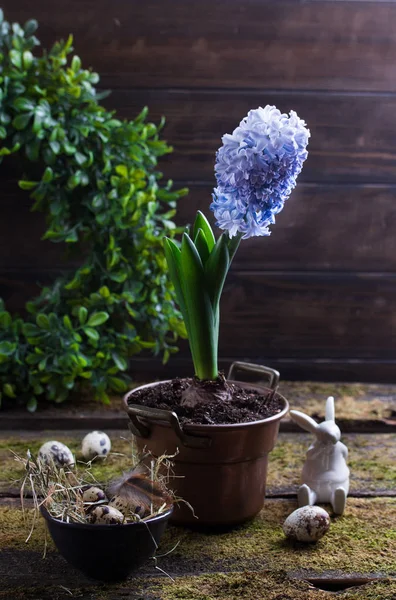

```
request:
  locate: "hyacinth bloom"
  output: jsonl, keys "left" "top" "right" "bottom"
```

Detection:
{"left": 164, "top": 106, "right": 309, "bottom": 386}
{"left": 212, "top": 105, "right": 310, "bottom": 239}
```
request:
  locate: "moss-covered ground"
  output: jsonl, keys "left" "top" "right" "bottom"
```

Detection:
{"left": 1, "top": 498, "right": 395, "bottom": 574}
{"left": 280, "top": 381, "right": 395, "bottom": 421}
{"left": 0, "top": 569, "right": 395, "bottom": 600}
{"left": 1, "top": 432, "right": 395, "bottom": 496}
{"left": 268, "top": 433, "right": 396, "bottom": 494}
{"left": 1, "top": 380, "right": 395, "bottom": 599}
{"left": 152, "top": 572, "right": 396, "bottom": 600}
{"left": 0, "top": 431, "right": 137, "bottom": 494}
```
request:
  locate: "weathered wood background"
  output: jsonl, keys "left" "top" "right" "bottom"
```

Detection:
{"left": 2, "top": 0, "right": 396, "bottom": 382}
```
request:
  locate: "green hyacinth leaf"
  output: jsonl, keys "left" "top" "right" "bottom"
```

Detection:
{"left": 163, "top": 238, "right": 192, "bottom": 343}
{"left": 180, "top": 233, "right": 217, "bottom": 380}
{"left": 192, "top": 211, "right": 215, "bottom": 252}
{"left": 194, "top": 228, "right": 210, "bottom": 265}
{"left": 205, "top": 233, "right": 230, "bottom": 311}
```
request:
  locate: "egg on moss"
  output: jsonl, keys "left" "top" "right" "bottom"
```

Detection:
{"left": 38, "top": 441, "right": 74, "bottom": 467}
{"left": 283, "top": 505, "right": 330, "bottom": 543}
{"left": 81, "top": 431, "right": 111, "bottom": 461}
{"left": 90, "top": 505, "right": 124, "bottom": 525}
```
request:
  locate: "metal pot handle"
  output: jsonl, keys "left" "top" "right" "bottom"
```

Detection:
{"left": 124, "top": 401, "right": 212, "bottom": 449}
{"left": 227, "top": 361, "right": 280, "bottom": 390}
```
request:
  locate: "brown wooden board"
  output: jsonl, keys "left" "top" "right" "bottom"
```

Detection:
{"left": 214, "top": 270, "right": 396, "bottom": 359}
{"left": 105, "top": 89, "right": 396, "bottom": 184}
{"left": 3, "top": 182, "right": 396, "bottom": 273}
{"left": 130, "top": 355, "right": 396, "bottom": 387}
{"left": 4, "top": 1, "right": 396, "bottom": 92}
{"left": 0, "top": 94, "right": 356, "bottom": 188}
{"left": 177, "top": 184, "right": 396, "bottom": 272}
{"left": 2, "top": 269, "right": 396, "bottom": 357}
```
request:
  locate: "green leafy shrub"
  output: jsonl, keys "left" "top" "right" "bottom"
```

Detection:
{"left": 0, "top": 11, "right": 187, "bottom": 410}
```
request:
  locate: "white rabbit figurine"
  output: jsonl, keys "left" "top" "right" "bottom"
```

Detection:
{"left": 289, "top": 396, "right": 349, "bottom": 515}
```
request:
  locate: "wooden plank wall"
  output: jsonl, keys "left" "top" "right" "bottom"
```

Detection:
{"left": 2, "top": 0, "right": 396, "bottom": 382}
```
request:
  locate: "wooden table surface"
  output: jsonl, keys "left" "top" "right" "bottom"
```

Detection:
{"left": 0, "top": 382, "right": 395, "bottom": 599}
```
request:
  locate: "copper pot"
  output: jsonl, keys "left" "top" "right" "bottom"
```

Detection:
{"left": 123, "top": 362, "right": 288, "bottom": 527}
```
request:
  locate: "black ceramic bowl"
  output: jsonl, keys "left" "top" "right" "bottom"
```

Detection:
{"left": 40, "top": 506, "right": 173, "bottom": 581}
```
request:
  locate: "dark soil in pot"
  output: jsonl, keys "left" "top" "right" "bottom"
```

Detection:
{"left": 131, "top": 377, "right": 283, "bottom": 425}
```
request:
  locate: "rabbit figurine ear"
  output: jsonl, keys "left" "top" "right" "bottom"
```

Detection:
{"left": 289, "top": 410, "right": 318, "bottom": 434}
{"left": 325, "top": 396, "right": 335, "bottom": 422}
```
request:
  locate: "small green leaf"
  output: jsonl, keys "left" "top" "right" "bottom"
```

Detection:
{"left": 42, "top": 166, "right": 53, "bottom": 183}
{"left": 109, "top": 271, "right": 127, "bottom": 283}
{"left": 36, "top": 314, "right": 50, "bottom": 330}
{"left": 96, "top": 389, "right": 110, "bottom": 405}
{"left": 24, "top": 19, "right": 38, "bottom": 36}
{"left": 3, "top": 383, "right": 16, "bottom": 398}
{"left": 109, "top": 377, "right": 128, "bottom": 393}
{"left": 65, "top": 230, "right": 78, "bottom": 243}
{"left": 63, "top": 315, "right": 73, "bottom": 330}
{"left": 71, "top": 55, "right": 81, "bottom": 72}
{"left": 18, "top": 180, "right": 38, "bottom": 190}
{"left": 80, "top": 371, "right": 92, "bottom": 379}
{"left": 111, "top": 352, "right": 128, "bottom": 371}
{"left": 23, "top": 323, "right": 40, "bottom": 337}
{"left": 115, "top": 164, "right": 128, "bottom": 178}
{"left": 23, "top": 51, "right": 33, "bottom": 70}
{"left": 99, "top": 286, "right": 110, "bottom": 298}
{"left": 13, "top": 97, "right": 35, "bottom": 111}
{"left": 87, "top": 312, "right": 109, "bottom": 327}
{"left": 12, "top": 113, "right": 32, "bottom": 130}
{"left": 74, "top": 151, "right": 87, "bottom": 166}
{"left": 78, "top": 306, "right": 88, "bottom": 325}
{"left": 10, "top": 49, "right": 22, "bottom": 69}
{"left": 0, "top": 312, "right": 12, "bottom": 328}
{"left": 27, "top": 397, "right": 37, "bottom": 413}
{"left": 49, "top": 140, "right": 60, "bottom": 154}
{"left": 84, "top": 327, "right": 100, "bottom": 342}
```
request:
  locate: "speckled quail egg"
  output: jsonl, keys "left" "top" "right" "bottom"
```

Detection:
{"left": 38, "top": 441, "right": 74, "bottom": 467}
{"left": 82, "top": 486, "right": 107, "bottom": 504}
{"left": 108, "top": 495, "right": 146, "bottom": 518}
{"left": 90, "top": 505, "right": 124, "bottom": 525}
{"left": 283, "top": 505, "right": 330, "bottom": 543}
{"left": 81, "top": 431, "right": 111, "bottom": 461}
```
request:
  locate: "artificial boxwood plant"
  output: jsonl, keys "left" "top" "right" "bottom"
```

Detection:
{"left": 0, "top": 11, "right": 187, "bottom": 410}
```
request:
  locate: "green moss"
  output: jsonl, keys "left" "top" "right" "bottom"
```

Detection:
{"left": 0, "top": 432, "right": 137, "bottom": 493}
{"left": 267, "top": 434, "right": 396, "bottom": 493}
{"left": 152, "top": 572, "right": 396, "bottom": 600}
{"left": 160, "top": 498, "right": 396, "bottom": 575}
{"left": 2, "top": 498, "right": 395, "bottom": 573}
{"left": 0, "top": 507, "right": 50, "bottom": 552}
{"left": 2, "top": 432, "right": 395, "bottom": 496}
{"left": 280, "top": 382, "right": 395, "bottom": 420}
{"left": 1, "top": 573, "right": 395, "bottom": 600}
